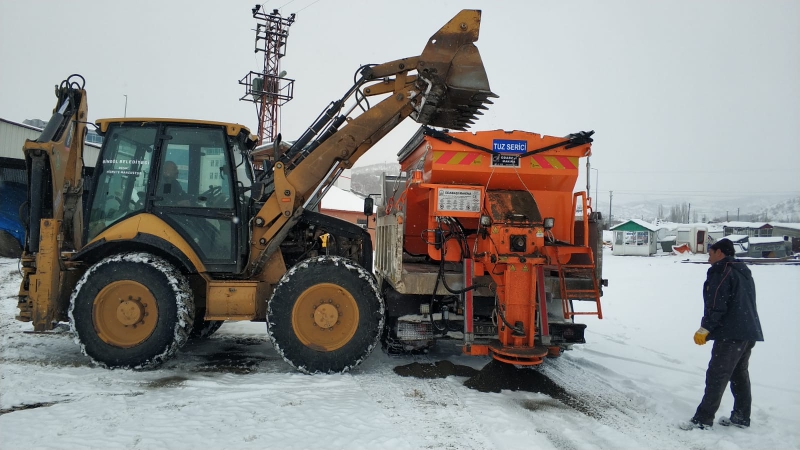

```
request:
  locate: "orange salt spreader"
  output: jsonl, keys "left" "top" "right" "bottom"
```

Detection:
{"left": 375, "top": 127, "right": 607, "bottom": 365}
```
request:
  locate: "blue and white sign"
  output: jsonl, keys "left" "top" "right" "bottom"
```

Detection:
{"left": 492, "top": 139, "right": 527, "bottom": 154}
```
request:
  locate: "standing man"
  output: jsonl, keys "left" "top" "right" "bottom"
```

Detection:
{"left": 681, "top": 238, "right": 764, "bottom": 430}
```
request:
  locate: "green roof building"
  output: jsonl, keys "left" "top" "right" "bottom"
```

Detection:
{"left": 610, "top": 219, "right": 658, "bottom": 256}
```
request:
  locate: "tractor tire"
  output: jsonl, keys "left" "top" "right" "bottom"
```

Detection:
{"left": 189, "top": 316, "right": 225, "bottom": 340}
{"left": 69, "top": 252, "right": 195, "bottom": 369}
{"left": 267, "top": 255, "right": 385, "bottom": 374}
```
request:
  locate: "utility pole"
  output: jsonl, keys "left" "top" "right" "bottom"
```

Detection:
{"left": 123, "top": 94, "right": 128, "bottom": 118}
{"left": 688, "top": 203, "right": 691, "bottom": 224}
{"left": 737, "top": 208, "right": 740, "bottom": 221}
{"left": 239, "top": 5, "right": 296, "bottom": 145}
{"left": 608, "top": 190, "right": 613, "bottom": 225}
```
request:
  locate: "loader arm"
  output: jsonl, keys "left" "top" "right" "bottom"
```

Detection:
{"left": 18, "top": 74, "right": 89, "bottom": 330}
{"left": 246, "top": 9, "right": 496, "bottom": 277}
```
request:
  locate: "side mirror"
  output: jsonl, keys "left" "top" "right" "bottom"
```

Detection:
{"left": 363, "top": 197, "right": 374, "bottom": 217}
{"left": 249, "top": 182, "right": 266, "bottom": 201}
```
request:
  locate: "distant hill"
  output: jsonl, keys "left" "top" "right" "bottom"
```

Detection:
{"left": 610, "top": 195, "right": 800, "bottom": 223}
{"left": 760, "top": 197, "right": 800, "bottom": 222}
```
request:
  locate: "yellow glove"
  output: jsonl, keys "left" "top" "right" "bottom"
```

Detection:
{"left": 693, "top": 327, "right": 709, "bottom": 345}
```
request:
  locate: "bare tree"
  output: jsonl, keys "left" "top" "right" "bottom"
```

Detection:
{"left": 669, "top": 202, "right": 690, "bottom": 223}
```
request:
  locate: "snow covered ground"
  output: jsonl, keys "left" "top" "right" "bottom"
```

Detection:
{"left": 1, "top": 250, "right": 798, "bottom": 449}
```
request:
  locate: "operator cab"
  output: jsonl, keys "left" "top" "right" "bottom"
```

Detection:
{"left": 87, "top": 119, "right": 258, "bottom": 273}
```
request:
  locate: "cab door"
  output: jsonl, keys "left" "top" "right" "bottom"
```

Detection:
{"left": 86, "top": 124, "right": 157, "bottom": 242}
{"left": 152, "top": 125, "right": 238, "bottom": 273}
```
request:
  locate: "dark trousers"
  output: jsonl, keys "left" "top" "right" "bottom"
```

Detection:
{"left": 693, "top": 340, "right": 756, "bottom": 425}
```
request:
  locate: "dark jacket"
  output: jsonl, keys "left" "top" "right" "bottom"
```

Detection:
{"left": 701, "top": 256, "right": 764, "bottom": 341}
{"left": 158, "top": 180, "right": 189, "bottom": 206}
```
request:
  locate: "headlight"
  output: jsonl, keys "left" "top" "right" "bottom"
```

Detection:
{"left": 543, "top": 217, "right": 555, "bottom": 230}
{"left": 480, "top": 215, "right": 491, "bottom": 227}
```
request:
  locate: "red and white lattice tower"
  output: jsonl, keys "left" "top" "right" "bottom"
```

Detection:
{"left": 239, "top": 6, "right": 296, "bottom": 144}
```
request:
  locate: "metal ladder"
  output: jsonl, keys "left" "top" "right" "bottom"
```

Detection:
{"left": 555, "top": 248, "right": 603, "bottom": 320}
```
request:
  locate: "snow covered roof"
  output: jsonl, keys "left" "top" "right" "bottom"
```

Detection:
{"left": 722, "top": 222, "right": 800, "bottom": 231}
{"left": 610, "top": 219, "right": 659, "bottom": 232}
{"left": 770, "top": 222, "right": 800, "bottom": 231}
{"left": 655, "top": 223, "right": 679, "bottom": 231}
{"left": 654, "top": 222, "right": 722, "bottom": 231}
{"left": 721, "top": 234, "right": 749, "bottom": 242}
{"left": 320, "top": 185, "right": 372, "bottom": 213}
{"left": 0, "top": 117, "right": 43, "bottom": 132}
{"left": 723, "top": 221, "right": 770, "bottom": 229}
{"left": 749, "top": 236, "right": 789, "bottom": 244}
{"left": 675, "top": 224, "right": 708, "bottom": 231}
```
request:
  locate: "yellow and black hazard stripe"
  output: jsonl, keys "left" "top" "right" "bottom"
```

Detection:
{"left": 530, "top": 155, "right": 578, "bottom": 169}
{"left": 432, "top": 151, "right": 483, "bottom": 166}
{"left": 432, "top": 151, "right": 578, "bottom": 169}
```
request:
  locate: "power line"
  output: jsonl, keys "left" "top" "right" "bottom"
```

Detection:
{"left": 278, "top": 0, "right": 299, "bottom": 10}
{"left": 296, "top": 0, "right": 322, "bottom": 13}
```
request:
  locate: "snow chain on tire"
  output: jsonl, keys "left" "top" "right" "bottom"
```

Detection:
{"left": 69, "top": 252, "right": 194, "bottom": 369}
{"left": 268, "top": 255, "right": 385, "bottom": 374}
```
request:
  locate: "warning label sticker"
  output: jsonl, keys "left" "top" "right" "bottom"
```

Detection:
{"left": 437, "top": 188, "right": 480, "bottom": 213}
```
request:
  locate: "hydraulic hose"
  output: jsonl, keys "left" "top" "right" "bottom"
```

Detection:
{"left": 436, "top": 224, "right": 485, "bottom": 295}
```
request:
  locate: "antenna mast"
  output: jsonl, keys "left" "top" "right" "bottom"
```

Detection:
{"left": 239, "top": 5, "right": 296, "bottom": 144}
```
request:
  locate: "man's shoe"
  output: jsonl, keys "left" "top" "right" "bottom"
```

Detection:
{"left": 719, "top": 416, "right": 749, "bottom": 428}
{"left": 679, "top": 418, "right": 712, "bottom": 430}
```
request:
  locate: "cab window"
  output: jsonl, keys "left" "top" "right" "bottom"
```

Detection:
{"left": 87, "top": 125, "right": 156, "bottom": 240}
{"left": 154, "top": 126, "right": 234, "bottom": 209}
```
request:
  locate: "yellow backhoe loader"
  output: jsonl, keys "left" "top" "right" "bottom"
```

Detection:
{"left": 17, "top": 10, "right": 496, "bottom": 373}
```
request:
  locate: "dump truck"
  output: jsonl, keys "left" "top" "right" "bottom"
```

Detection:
{"left": 17, "top": 10, "right": 498, "bottom": 373}
{"left": 374, "top": 127, "right": 605, "bottom": 365}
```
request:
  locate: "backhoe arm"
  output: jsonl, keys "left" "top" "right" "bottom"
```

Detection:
{"left": 247, "top": 10, "right": 496, "bottom": 277}
{"left": 18, "top": 74, "right": 88, "bottom": 330}
{"left": 22, "top": 74, "right": 88, "bottom": 252}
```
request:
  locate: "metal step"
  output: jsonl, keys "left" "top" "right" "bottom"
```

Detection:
{"left": 556, "top": 261, "right": 603, "bottom": 320}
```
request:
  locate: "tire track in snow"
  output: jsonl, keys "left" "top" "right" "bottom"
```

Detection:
{"left": 539, "top": 354, "right": 714, "bottom": 450}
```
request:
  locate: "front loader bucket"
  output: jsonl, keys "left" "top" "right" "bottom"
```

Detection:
{"left": 414, "top": 10, "right": 497, "bottom": 130}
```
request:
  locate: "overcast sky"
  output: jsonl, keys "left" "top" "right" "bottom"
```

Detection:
{"left": 1, "top": 0, "right": 798, "bottom": 207}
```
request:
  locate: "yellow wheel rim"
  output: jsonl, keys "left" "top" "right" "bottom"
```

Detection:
{"left": 291, "top": 283, "right": 359, "bottom": 352}
{"left": 93, "top": 280, "right": 158, "bottom": 348}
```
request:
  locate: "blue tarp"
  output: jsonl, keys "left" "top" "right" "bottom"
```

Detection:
{"left": 0, "top": 182, "right": 26, "bottom": 245}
